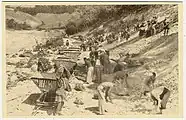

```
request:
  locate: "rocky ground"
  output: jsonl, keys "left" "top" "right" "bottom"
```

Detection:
{"left": 5, "top": 19, "right": 181, "bottom": 117}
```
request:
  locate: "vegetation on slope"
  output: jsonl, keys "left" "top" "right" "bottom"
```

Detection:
{"left": 6, "top": 8, "right": 42, "bottom": 29}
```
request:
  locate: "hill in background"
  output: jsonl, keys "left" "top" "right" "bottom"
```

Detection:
{"left": 6, "top": 8, "right": 42, "bottom": 29}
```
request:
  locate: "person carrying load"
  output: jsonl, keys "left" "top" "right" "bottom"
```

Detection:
{"left": 54, "top": 64, "right": 72, "bottom": 115}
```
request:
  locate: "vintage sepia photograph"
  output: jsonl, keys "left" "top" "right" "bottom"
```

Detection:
{"left": 2, "top": 2, "right": 183, "bottom": 118}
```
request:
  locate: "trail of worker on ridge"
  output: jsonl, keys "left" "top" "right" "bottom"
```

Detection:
{"left": 110, "top": 23, "right": 178, "bottom": 59}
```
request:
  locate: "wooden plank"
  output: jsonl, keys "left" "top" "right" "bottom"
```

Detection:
{"left": 30, "top": 77, "right": 57, "bottom": 81}
{"left": 53, "top": 59, "right": 76, "bottom": 63}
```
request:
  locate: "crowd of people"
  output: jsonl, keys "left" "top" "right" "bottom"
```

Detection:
{"left": 74, "top": 42, "right": 171, "bottom": 115}
{"left": 54, "top": 54, "right": 171, "bottom": 115}
{"left": 34, "top": 15, "right": 172, "bottom": 116}
{"left": 79, "top": 29, "right": 131, "bottom": 52}
{"left": 79, "top": 16, "right": 170, "bottom": 54}
{"left": 37, "top": 40, "right": 171, "bottom": 116}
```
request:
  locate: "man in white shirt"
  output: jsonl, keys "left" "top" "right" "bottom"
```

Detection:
{"left": 97, "top": 81, "right": 117, "bottom": 115}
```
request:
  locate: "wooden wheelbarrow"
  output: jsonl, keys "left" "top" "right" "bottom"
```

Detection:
{"left": 30, "top": 77, "right": 59, "bottom": 116}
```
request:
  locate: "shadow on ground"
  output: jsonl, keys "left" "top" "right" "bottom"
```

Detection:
{"left": 22, "top": 93, "right": 41, "bottom": 105}
{"left": 85, "top": 106, "right": 99, "bottom": 115}
{"left": 22, "top": 93, "right": 56, "bottom": 116}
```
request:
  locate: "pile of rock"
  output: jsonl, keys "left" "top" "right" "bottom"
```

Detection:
{"left": 74, "top": 97, "right": 84, "bottom": 105}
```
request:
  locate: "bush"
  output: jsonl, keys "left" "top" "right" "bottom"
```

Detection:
{"left": 65, "top": 22, "right": 78, "bottom": 35}
{"left": 6, "top": 19, "right": 32, "bottom": 30}
{"left": 15, "top": 5, "right": 76, "bottom": 16}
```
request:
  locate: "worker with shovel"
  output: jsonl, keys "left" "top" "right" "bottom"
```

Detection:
{"left": 97, "top": 75, "right": 123, "bottom": 115}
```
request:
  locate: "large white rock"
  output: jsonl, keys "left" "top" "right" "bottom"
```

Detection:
{"left": 10, "top": 74, "right": 18, "bottom": 82}
{"left": 30, "top": 63, "right": 38, "bottom": 72}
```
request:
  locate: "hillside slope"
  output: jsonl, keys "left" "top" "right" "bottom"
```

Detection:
{"left": 6, "top": 8, "right": 42, "bottom": 29}
{"left": 87, "top": 5, "right": 178, "bottom": 37}
{"left": 36, "top": 12, "right": 81, "bottom": 28}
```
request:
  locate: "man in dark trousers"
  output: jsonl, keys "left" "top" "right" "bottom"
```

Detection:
{"left": 89, "top": 47, "right": 99, "bottom": 66}
{"left": 100, "top": 50, "right": 111, "bottom": 74}
{"left": 144, "top": 86, "right": 171, "bottom": 114}
{"left": 94, "top": 56, "right": 103, "bottom": 83}
{"left": 80, "top": 42, "right": 86, "bottom": 51}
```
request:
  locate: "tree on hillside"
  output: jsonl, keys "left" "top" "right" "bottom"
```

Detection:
{"left": 65, "top": 21, "right": 78, "bottom": 35}
{"left": 5, "top": 5, "right": 11, "bottom": 8}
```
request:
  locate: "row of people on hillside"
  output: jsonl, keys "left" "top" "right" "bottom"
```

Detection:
{"left": 79, "top": 29, "right": 131, "bottom": 51}
{"left": 136, "top": 16, "right": 170, "bottom": 38}
{"left": 79, "top": 15, "right": 171, "bottom": 53}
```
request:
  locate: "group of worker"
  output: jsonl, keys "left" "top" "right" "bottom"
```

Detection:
{"left": 79, "top": 29, "right": 131, "bottom": 52}
{"left": 106, "top": 28, "right": 130, "bottom": 44}
{"left": 84, "top": 48, "right": 111, "bottom": 84}
{"left": 80, "top": 16, "right": 171, "bottom": 53}
{"left": 137, "top": 16, "right": 170, "bottom": 38}
{"left": 36, "top": 16, "right": 172, "bottom": 115}
{"left": 81, "top": 44, "right": 170, "bottom": 115}
{"left": 44, "top": 43, "right": 171, "bottom": 116}
{"left": 53, "top": 59, "right": 171, "bottom": 115}
{"left": 79, "top": 36, "right": 99, "bottom": 52}
{"left": 97, "top": 71, "right": 171, "bottom": 115}
{"left": 35, "top": 38, "right": 171, "bottom": 116}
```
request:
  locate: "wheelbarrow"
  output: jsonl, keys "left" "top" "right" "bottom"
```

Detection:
{"left": 30, "top": 77, "right": 59, "bottom": 116}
